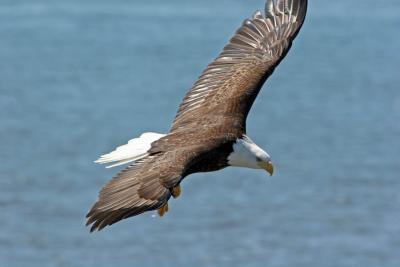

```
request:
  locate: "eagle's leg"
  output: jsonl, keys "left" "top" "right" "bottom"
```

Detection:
{"left": 157, "top": 185, "right": 180, "bottom": 216}
{"left": 171, "top": 185, "right": 181, "bottom": 199}
{"left": 157, "top": 202, "right": 169, "bottom": 217}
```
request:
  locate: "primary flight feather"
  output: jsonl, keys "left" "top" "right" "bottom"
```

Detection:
{"left": 87, "top": 0, "right": 308, "bottom": 232}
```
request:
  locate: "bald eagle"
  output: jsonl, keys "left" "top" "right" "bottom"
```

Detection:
{"left": 87, "top": 0, "right": 308, "bottom": 232}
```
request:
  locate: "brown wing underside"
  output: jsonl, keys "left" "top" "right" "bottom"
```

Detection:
{"left": 86, "top": 152, "right": 183, "bottom": 232}
{"left": 170, "top": 0, "right": 307, "bottom": 133}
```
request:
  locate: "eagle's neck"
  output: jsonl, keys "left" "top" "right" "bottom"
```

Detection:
{"left": 227, "top": 135, "right": 270, "bottom": 169}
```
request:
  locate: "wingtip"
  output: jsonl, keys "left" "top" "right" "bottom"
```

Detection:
{"left": 86, "top": 216, "right": 102, "bottom": 233}
{"left": 252, "top": 10, "right": 263, "bottom": 20}
{"left": 89, "top": 224, "right": 98, "bottom": 233}
{"left": 264, "top": 0, "right": 275, "bottom": 18}
{"left": 85, "top": 219, "right": 97, "bottom": 233}
{"left": 265, "top": 0, "right": 308, "bottom": 19}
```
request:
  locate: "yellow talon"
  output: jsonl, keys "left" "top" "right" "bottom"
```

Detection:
{"left": 171, "top": 185, "right": 181, "bottom": 199}
{"left": 157, "top": 203, "right": 169, "bottom": 217}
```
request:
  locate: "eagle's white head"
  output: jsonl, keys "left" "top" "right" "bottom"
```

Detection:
{"left": 227, "top": 135, "right": 274, "bottom": 175}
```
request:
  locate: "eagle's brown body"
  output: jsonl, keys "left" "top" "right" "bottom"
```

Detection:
{"left": 87, "top": 0, "right": 308, "bottom": 231}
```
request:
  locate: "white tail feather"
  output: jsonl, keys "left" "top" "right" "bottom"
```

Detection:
{"left": 95, "top": 132, "right": 165, "bottom": 168}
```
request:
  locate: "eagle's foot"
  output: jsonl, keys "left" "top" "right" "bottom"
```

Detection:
{"left": 157, "top": 203, "right": 169, "bottom": 217}
{"left": 171, "top": 185, "right": 181, "bottom": 199}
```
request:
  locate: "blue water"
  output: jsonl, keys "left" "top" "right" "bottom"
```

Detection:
{"left": 1, "top": 0, "right": 399, "bottom": 266}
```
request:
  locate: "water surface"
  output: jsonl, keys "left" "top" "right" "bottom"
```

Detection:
{"left": 1, "top": 0, "right": 399, "bottom": 266}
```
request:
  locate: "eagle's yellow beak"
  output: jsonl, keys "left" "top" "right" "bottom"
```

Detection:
{"left": 258, "top": 161, "right": 274, "bottom": 176}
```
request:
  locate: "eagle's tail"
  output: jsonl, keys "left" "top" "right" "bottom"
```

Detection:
{"left": 95, "top": 132, "right": 166, "bottom": 168}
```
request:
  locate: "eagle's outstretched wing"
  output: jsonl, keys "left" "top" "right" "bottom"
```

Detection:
{"left": 170, "top": 0, "right": 307, "bottom": 133}
{"left": 87, "top": 152, "right": 184, "bottom": 232}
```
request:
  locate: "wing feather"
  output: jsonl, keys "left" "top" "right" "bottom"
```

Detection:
{"left": 86, "top": 154, "right": 183, "bottom": 231}
{"left": 170, "top": 0, "right": 307, "bottom": 133}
